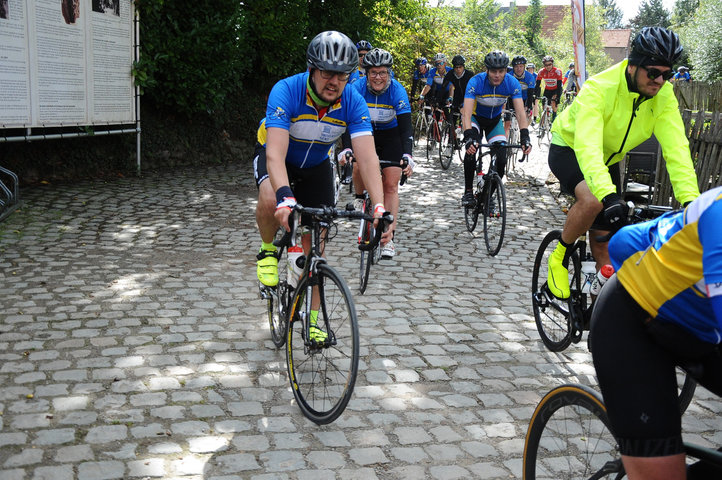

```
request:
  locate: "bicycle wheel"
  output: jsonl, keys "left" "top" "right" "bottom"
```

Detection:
{"left": 426, "top": 122, "right": 437, "bottom": 162}
{"left": 413, "top": 111, "right": 425, "bottom": 147}
{"left": 439, "top": 123, "right": 453, "bottom": 170}
{"left": 483, "top": 173, "right": 506, "bottom": 256}
{"left": 537, "top": 112, "right": 547, "bottom": 147}
{"left": 268, "top": 238, "right": 290, "bottom": 348}
{"left": 286, "top": 263, "right": 359, "bottom": 425}
{"left": 508, "top": 118, "right": 519, "bottom": 173}
{"left": 531, "top": 230, "right": 576, "bottom": 352}
{"left": 358, "top": 199, "right": 373, "bottom": 295}
{"left": 544, "top": 112, "right": 553, "bottom": 143}
{"left": 464, "top": 183, "right": 480, "bottom": 233}
{"left": 523, "top": 384, "right": 621, "bottom": 480}
{"left": 677, "top": 369, "right": 697, "bottom": 414}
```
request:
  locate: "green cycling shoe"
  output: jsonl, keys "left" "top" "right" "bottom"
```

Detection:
{"left": 547, "top": 242, "right": 571, "bottom": 299}
{"left": 257, "top": 247, "right": 279, "bottom": 287}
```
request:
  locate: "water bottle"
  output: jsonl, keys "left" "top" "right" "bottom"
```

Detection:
{"left": 580, "top": 261, "right": 596, "bottom": 294}
{"left": 476, "top": 172, "right": 485, "bottom": 189}
{"left": 590, "top": 264, "right": 614, "bottom": 296}
{"left": 287, "top": 245, "right": 304, "bottom": 288}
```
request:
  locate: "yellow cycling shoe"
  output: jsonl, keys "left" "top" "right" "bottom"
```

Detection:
{"left": 256, "top": 248, "right": 279, "bottom": 287}
{"left": 547, "top": 242, "right": 571, "bottom": 299}
{"left": 309, "top": 319, "right": 328, "bottom": 343}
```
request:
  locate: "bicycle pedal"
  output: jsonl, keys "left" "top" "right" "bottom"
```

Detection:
{"left": 258, "top": 284, "right": 273, "bottom": 299}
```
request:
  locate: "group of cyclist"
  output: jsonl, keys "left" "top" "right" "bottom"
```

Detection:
{"left": 252, "top": 26, "right": 720, "bottom": 479}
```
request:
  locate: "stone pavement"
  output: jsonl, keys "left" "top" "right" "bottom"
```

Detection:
{"left": 1, "top": 140, "right": 720, "bottom": 480}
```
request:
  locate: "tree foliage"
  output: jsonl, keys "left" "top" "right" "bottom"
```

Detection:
{"left": 680, "top": 0, "right": 722, "bottom": 81}
{"left": 671, "top": 0, "right": 699, "bottom": 28}
{"left": 596, "top": 0, "right": 623, "bottom": 29}
{"left": 629, "top": 0, "right": 671, "bottom": 33}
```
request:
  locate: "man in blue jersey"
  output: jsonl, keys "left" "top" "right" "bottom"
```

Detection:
{"left": 418, "top": 53, "right": 452, "bottom": 115}
{"left": 591, "top": 185, "right": 722, "bottom": 480}
{"left": 504, "top": 55, "right": 535, "bottom": 136}
{"left": 460, "top": 50, "right": 532, "bottom": 206}
{"left": 349, "top": 40, "right": 373, "bottom": 84}
{"left": 526, "top": 63, "right": 538, "bottom": 123}
{"left": 410, "top": 57, "right": 431, "bottom": 99}
{"left": 254, "top": 31, "right": 386, "bottom": 295}
{"left": 341, "top": 48, "right": 414, "bottom": 259}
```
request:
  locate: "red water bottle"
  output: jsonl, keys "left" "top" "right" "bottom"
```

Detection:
{"left": 590, "top": 264, "right": 614, "bottom": 295}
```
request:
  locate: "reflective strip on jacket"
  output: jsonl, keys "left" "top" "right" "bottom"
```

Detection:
{"left": 551, "top": 60, "right": 699, "bottom": 204}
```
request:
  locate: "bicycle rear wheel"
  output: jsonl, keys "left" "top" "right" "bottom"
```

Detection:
{"left": 358, "top": 198, "right": 373, "bottom": 295}
{"left": 413, "top": 111, "right": 426, "bottom": 147}
{"left": 532, "top": 230, "right": 577, "bottom": 352}
{"left": 483, "top": 173, "right": 506, "bottom": 256}
{"left": 426, "top": 123, "right": 437, "bottom": 163}
{"left": 523, "top": 384, "right": 621, "bottom": 480}
{"left": 286, "top": 263, "right": 359, "bottom": 425}
{"left": 439, "top": 123, "right": 453, "bottom": 170}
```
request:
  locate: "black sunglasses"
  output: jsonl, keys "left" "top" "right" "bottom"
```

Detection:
{"left": 640, "top": 65, "right": 674, "bottom": 81}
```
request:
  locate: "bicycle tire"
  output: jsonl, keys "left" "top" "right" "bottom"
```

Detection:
{"left": 523, "top": 384, "right": 621, "bottom": 480}
{"left": 677, "top": 368, "right": 697, "bottom": 414}
{"left": 426, "top": 122, "right": 436, "bottom": 163}
{"left": 358, "top": 198, "right": 373, "bottom": 295}
{"left": 532, "top": 230, "right": 574, "bottom": 351}
{"left": 483, "top": 173, "right": 506, "bottom": 256}
{"left": 464, "top": 177, "right": 480, "bottom": 233}
{"left": 413, "top": 111, "right": 425, "bottom": 148}
{"left": 508, "top": 118, "right": 519, "bottom": 172}
{"left": 439, "top": 123, "right": 453, "bottom": 170}
{"left": 537, "top": 111, "right": 547, "bottom": 147}
{"left": 286, "top": 263, "right": 359, "bottom": 425}
{"left": 268, "top": 235, "right": 290, "bottom": 348}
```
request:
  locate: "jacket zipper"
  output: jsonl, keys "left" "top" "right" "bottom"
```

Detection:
{"left": 605, "top": 95, "right": 646, "bottom": 166}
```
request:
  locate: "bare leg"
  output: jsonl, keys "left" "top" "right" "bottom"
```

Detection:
{"left": 560, "top": 180, "right": 603, "bottom": 245}
{"left": 256, "top": 179, "right": 279, "bottom": 243}
{"left": 622, "top": 454, "right": 686, "bottom": 480}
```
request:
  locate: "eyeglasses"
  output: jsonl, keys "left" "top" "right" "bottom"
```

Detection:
{"left": 319, "top": 70, "right": 350, "bottom": 81}
{"left": 368, "top": 71, "right": 388, "bottom": 79}
{"left": 435, "top": 61, "right": 443, "bottom": 66}
{"left": 640, "top": 65, "right": 674, "bottom": 81}
{"left": 543, "top": 63, "right": 552, "bottom": 67}
{"left": 359, "top": 53, "right": 366, "bottom": 58}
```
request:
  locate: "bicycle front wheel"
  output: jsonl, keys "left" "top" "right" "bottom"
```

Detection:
{"left": 537, "top": 113, "right": 546, "bottom": 147}
{"left": 268, "top": 237, "right": 290, "bottom": 348}
{"left": 286, "top": 264, "right": 359, "bottom": 425}
{"left": 464, "top": 186, "right": 480, "bottom": 233}
{"left": 531, "top": 230, "right": 574, "bottom": 352}
{"left": 413, "top": 112, "right": 425, "bottom": 147}
{"left": 358, "top": 201, "right": 373, "bottom": 294}
{"left": 439, "top": 124, "right": 453, "bottom": 170}
{"left": 483, "top": 174, "right": 506, "bottom": 256}
{"left": 523, "top": 384, "right": 621, "bottom": 480}
{"left": 426, "top": 123, "right": 436, "bottom": 162}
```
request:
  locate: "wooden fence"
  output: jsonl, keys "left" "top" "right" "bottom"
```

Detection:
{"left": 653, "top": 110, "right": 722, "bottom": 206}
{"left": 673, "top": 80, "right": 722, "bottom": 113}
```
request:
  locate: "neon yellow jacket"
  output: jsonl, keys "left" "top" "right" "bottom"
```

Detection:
{"left": 551, "top": 60, "right": 699, "bottom": 204}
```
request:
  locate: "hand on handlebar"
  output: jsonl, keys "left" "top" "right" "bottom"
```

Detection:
{"left": 464, "top": 129, "right": 480, "bottom": 155}
{"left": 519, "top": 128, "right": 532, "bottom": 155}
{"left": 337, "top": 148, "right": 354, "bottom": 166}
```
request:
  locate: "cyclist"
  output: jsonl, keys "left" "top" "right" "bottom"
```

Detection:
{"left": 410, "top": 57, "right": 431, "bottom": 99}
{"left": 442, "top": 55, "right": 474, "bottom": 149}
{"left": 349, "top": 39, "right": 373, "bottom": 84}
{"left": 545, "top": 26, "right": 700, "bottom": 300}
{"left": 590, "top": 185, "right": 722, "bottom": 480}
{"left": 526, "top": 63, "right": 538, "bottom": 123}
{"left": 504, "top": 55, "right": 535, "bottom": 136}
{"left": 418, "top": 53, "right": 452, "bottom": 118}
{"left": 460, "top": 50, "right": 532, "bottom": 206}
{"left": 562, "top": 62, "right": 574, "bottom": 88}
{"left": 254, "top": 31, "right": 387, "bottom": 341}
{"left": 534, "top": 55, "right": 563, "bottom": 124}
{"left": 340, "top": 48, "right": 415, "bottom": 259}
{"left": 672, "top": 65, "right": 691, "bottom": 83}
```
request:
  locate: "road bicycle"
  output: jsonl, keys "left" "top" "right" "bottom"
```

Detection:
{"left": 413, "top": 103, "right": 432, "bottom": 148}
{"left": 260, "top": 203, "right": 391, "bottom": 424}
{"left": 504, "top": 109, "right": 525, "bottom": 174}
{"left": 439, "top": 107, "right": 464, "bottom": 169}
{"left": 357, "top": 157, "right": 409, "bottom": 294}
{"left": 536, "top": 97, "right": 553, "bottom": 146}
{"left": 464, "top": 142, "right": 523, "bottom": 256}
{"left": 531, "top": 203, "right": 674, "bottom": 352}
{"left": 523, "top": 383, "right": 720, "bottom": 479}
{"left": 426, "top": 104, "right": 452, "bottom": 169}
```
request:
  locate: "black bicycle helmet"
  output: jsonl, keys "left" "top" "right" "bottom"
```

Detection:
{"left": 452, "top": 55, "right": 466, "bottom": 66}
{"left": 363, "top": 48, "right": 393, "bottom": 68}
{"left": 569, "top": 62, "right": 575, "bottom": 69}
{"left": 629, "top": 26, "right": 683, "bottom": 68}
{"left": 511, "top": 55, "right": 527, "bottom": 66}
{"left": 307, "top": 31, "right": 358, "bottom": 74}
{"left": 484, "top": 50, "right": 509, "bottom": 69}
{"left": 356, "top": 40, "right": 373, "bottom": 51}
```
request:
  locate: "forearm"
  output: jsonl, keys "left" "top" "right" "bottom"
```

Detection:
{"left": 352, "top": 135, "right": 384, "bottom": 207}
{"left": 397, "top": 113, "right": 413, "bottom": 155}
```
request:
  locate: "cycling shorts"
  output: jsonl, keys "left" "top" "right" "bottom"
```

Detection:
{"left": 373, "top": 128, "right": 403, "bottom": 169}
{"left": 590, "top": 275, "right": 722, "bottom": 457}
{"left": 470, "top": 115, "right": 506, "bottom": 144}
{"left": 548, "top": 143, "right": 620, "bottom": 230}
{"left": 253, "top": 143, "right": 335, "bottom": 210}
{"left": 541, "top": 89, "right": 558, "bottom": 103}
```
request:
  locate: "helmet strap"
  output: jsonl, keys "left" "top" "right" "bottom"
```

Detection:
{"left": 625, "top": 67, "right": 640, "bottom": 94}
{"left": 307, "top": 72, "right": 332, "bottom": 107}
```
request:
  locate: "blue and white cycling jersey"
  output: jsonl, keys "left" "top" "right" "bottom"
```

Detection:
{"left": 426, "top": 66, "right": 452, "bottom": 94}
{"left": 513, "top": 71, "right": 536, "bottom": 101}
{"left": 262, "top": 71, "right": 373, "bottom": 168}
{"left": 351, "top": 78, "right": 411, "bottom": 131}
{"left": 464, "top": 72, "right": 522, "bottom": 119}
{"left": 609, "top": 186, "right": 722, "bottom": 344}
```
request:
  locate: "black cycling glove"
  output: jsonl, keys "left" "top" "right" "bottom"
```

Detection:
{"left": 602, "top": 193, "right": 629, "bottom": 232}
{"left": 520, "top": 128, "right": 530, "bottom": 147}
{"left": 464, "top": 129, "right": 479, "bottom": 150}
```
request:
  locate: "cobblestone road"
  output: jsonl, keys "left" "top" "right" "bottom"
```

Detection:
{"left": 1, "top": 140, "right": 720, "bottom": 479}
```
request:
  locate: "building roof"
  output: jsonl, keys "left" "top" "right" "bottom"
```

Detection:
{"left": 601, "top": 29, "right": 632, "bottom": 49}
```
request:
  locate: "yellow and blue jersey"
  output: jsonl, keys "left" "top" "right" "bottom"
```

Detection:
{"left": 609, "top": 186, "right": 722, "bottom": 343}
{"left": 262, "top": 72, "right": 373, "bottom": 168}
{"left": 351, "top": 78, "right": 411, "bottom": 131}
{"left": 464, "top": 72, "right": 522, "bottom": 119}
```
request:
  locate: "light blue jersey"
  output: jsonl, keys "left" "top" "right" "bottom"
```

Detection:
{"left": 464, "top": 72, "right": 522, "bottom": 119}
{"left": 351, "top": 78, "right": 411, "bottom": 131}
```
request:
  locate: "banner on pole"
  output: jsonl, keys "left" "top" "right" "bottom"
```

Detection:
{"left": 571, "top": 0, "right": 586, "bottom": 87}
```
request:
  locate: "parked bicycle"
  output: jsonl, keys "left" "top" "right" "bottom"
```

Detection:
{"left": 259, "top": 203, "right": 392, "bottom": 424}
{"left": 536, "top": 97, "right": 553, "bottom": 146}
{"left": 464, "top": 142, "right": 523, "bottom": 256}
{"left": 523, "top": 382, "right": 715, "bottom": 479}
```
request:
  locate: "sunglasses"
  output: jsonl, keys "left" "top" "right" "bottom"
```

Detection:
{"left": 543, "top": 63, "right": 552, "bottom": 66}
{"left": 435, "top": 61, "right": 443, "bottom": 66}
{"left": 319, "top": 70, "right": 350, "bottom": 81}
{"left": 640, "top": 65, "right": 674, "bottom": 81}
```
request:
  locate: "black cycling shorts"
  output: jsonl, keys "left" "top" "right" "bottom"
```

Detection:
{"left": 548, "top": 143, "right": 620, "bottom": 230}
{"left": 373, "top": 128, "right": 403, "bottom": 169}
{"left": 253, "top": 143, "right": 335, "bottom": 209}
{"left": 590, "top": 275, "right": 722, "bottom": 457}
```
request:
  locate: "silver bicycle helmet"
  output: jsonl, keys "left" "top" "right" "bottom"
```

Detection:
{"left": 433, "top": 53, "right": 447, "bottom": 64}
{"left": 307, "top": 31, "right": 358, "bottom": 74}
{"left": 362, "top": 48, "right": 393, "bottom": 68}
